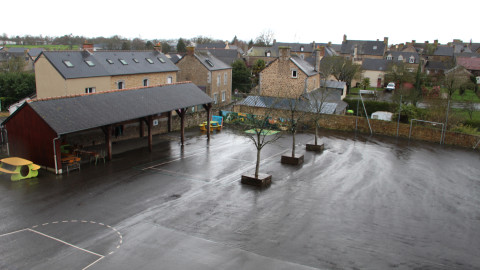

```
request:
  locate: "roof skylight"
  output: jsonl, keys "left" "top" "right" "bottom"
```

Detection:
{"left": 106, "top": 59, "right": 114, "bottom": 64}
{"left": 119, "top": 59, "right": 128, "bottom": 65}
{"left": 85, "top": 60, "right": 95, "bottom": 67}
{"left": 63, "top": 60, "right": 74, "bottom": 68}
{"left": 205, "top": 59, "right": 214, "bottom": 67}
{"left": 133, "top": 58, "right": 139, "bottom": 63}
{"left": 157, "top": 57, "right": 166, "bottom": 63}
{"left": 146, "top": 58, "right": 154, "bottom": 64}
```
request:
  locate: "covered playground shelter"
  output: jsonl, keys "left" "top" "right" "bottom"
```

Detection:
{"left": 2, "top": 82, "right": 213, "bottom": 174}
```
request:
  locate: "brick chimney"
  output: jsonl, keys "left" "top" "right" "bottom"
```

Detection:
{"left": 278, "top": 46, "right": 291, "bottom": 62}
{"left": 343, "top": 34, "right": 347, "bottom": 42}
{"left": 384, "top": 37, "right": 389, "bottom": 46}
{"left": 154, "top": 42, "right": 162, "bottom": 53}
{"left": 315, "top": 46, "right": 325, "bottom": 71}
{"left": 186, "top": 46, "right": 195, "bottom": 56}
{"left": 82, "top": 41, "right": 94, "bottom": 53}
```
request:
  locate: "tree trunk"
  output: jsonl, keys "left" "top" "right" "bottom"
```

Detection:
{"left": 255, "top": 147, "right": 261, "bottom": 179}
{"left": 314, "top": 124, "right": 318, "bottom": 145}
{"left": 291, "top": 131, "right": 296, "bottom": 157}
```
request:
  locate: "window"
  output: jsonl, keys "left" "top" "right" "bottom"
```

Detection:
{"left": 221, "top": 91, "right": 226, "bottom": 102}
{"left": 300, "top": 46, "right": 304, "bottom": 52}
{"left": 119, "top": 59, "right": 128, "bottom": 65}
{"left": 224, "top": 72, "right": 227, "bottom": 85}
{"left": 167, "top": 76, "right": 173, "bottom": 84}
{"left": 133, "top": 58, "right": 139, "bottom": 63}
{"left": 291, "top": 69, "right": 298, "bottom": 78}
{"left": 217, "top": 75, "right": 220, "bottom": 86}
{"left": 84, "top": 60, "right": 95, "bottom": 67}
{"left": 85, "top": 87, "right": 96, "bottom": 93}
{"left": 143, "top": 79, "right": 149, "bottom": 87}
{"left": 373, "top": 45, "right": 377, "bottom": 50}
{"left": 118, "top": 81, "right": 124, "bottom": 89}
{"left": 191, "top": 106, "right": 195, "bottom": 112}
{"left": 387, "top": 54, "right": 392, "bottom": 60}
{"left": 266, "top": 51, "right": 271, "bottom": 57}
{"left": 409, "top": 56, "right": 415, "bottom": 63}
{"left": 157, "top": 57, "right": 165, "bottom": 63}
{"left": 106, "top": 59, "right": 114, "bottom": 64}
{"left": 63, "top": 60, "right": 74, "bottom": 68}
{"left": 207, "top": 72, "right": 211, "bottom": 83}
{"left": 213, "top": 93, "right": 218, "bottom": 104}
{"left": 398, "top": 55, "right": 404, "bottom": 61}
{"left": 146, "top": 58, "right": 154, "bottom": 64}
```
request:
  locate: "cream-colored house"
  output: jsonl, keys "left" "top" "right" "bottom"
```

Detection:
{"left": 34, "top": 45, "right": 179, "bottom": 98}
{"left": 361, "top": 59, "right": 388, "bottom": 88}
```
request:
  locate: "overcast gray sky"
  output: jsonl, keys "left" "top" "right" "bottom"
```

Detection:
{"left": 3, "top": 0, "right": 478, "bottom": 45}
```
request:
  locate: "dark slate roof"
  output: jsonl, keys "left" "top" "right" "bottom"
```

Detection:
{"left": 194, "top": 50, "right": 231, "bottom": 71}
{"left": 39, "top": 50, "right": 179, "bottom": 79}
{"left": 238, "top": 95, "right": 342, "bottom": 115}
{"left": 362, "top": 59, "right": 388, "bottom": 71}
{"left": 28, "top": 48, "right": 44, "bottom": 59}
{"left": 165, "top": 53, "right": 184, "bottom": 64}
{"left": 290, "top": 55, "right": 317, "bottom": 77}
{"left": 7, "top": 47, "right": 28, "bottom": 53}
{"left": 198, "top": 49, "right": 240, "bottom": 66}
{"left": 4, "top": 83, "right": 212, "bottom": 135}
{"left": 433, "top": 46, "right": 454, "bottom": 56}
{"left": 196, "top": 43, "right": 227, "bottom": 49}
{"left": 425, "top": 61, "right": 451, "bottom": 70}
{"left": 341, "top": 40, "right": 386, "bottom": 56}
{"left": 385, "top": 51, "right": 420, "bottom": 64}
{"left": 273, "top": 42, "right": 315, "bottom": 53}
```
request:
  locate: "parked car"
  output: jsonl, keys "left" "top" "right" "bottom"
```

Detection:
{"left": 385, "top": 82, "right": 395, "bottom": 91}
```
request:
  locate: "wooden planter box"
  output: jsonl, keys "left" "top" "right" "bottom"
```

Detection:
{"left": 241, "top": 173, "right": 272, "bottom": 187}
{"left": 281, "top": 154, "right": 304, "bottom": 165}
{"left": 306, "top": 143, "right": 324, "bottom": 152}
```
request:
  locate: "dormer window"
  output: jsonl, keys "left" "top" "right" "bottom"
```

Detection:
{"left": 63, "top": 60, "right": 74, "bottom": 68}
{"left": 106, "top": 59, "right": 114, "bottom": 64}
{"left": 132, "top": 58, "right": 139, "bottom": 63}
{"left": 373, "top": 46, "right": 377, "bottom": 50}
{"left": 409, "top": 56, "right": 415, "bottom": 63}
{"left": 398, "top": 55, "right": 404, "bottom": 61}
{"left": 146, "top": 58, "right": 154, "bottom": 64}
{"left": 387, "top": 55, "right": 392, "bottom": 60}
{"left": 119, "top": 59, "right": 128, "bottom": 65}
{"left": 300, "top": 46, "right": 304, "bottom": 52}
{"left": 157, "top": 57, "right": 166, "bottom": 63}
{"left": 84, "top": 60, "right": 95, "bottom": 67}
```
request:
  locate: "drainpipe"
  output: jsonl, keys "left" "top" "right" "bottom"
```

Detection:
{"left": 4, "top": 129, "right": 9, "bottom": 156}
{"left": 53, "top": 135, "right": 61, "bottom": 174}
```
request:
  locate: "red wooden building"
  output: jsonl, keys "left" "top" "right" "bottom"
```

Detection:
{"left": 2, "top": 82, "right": 212, "bottom": 174}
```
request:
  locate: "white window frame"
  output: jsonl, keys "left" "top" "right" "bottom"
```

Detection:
{"left": 409, "top": 56, "right": 415, "bottom": 63}
{"left": 167, "top": 76, "right": 173, "bottom": 84}
{"left": 291, "top": 69, "right": 298, "bottom": 78}
{"left": 143, "top": 78, "right": 149, "bottom": 87}
{"left": 224, "top": 72, "right": 227, "bottom": 85}
{"left": 213, "top": 93, "right": 218, "bottom": 104}
{"left": 398, "top": 55, "right": 404, "bottom": 61}
{"left": 387, "top": 55, "right": 392, "bottom": 60}
{"left": 85, "top": 87, "right": 96, "bottom": 93}
{"left": 217, "top": 75, "right": 220, "bottom": 86}
{"left": 117, "top": 81, "right": 125, "bottom": 89}
{"left": 221, "top": 91, "right": 226, "bottom": 102}
{"left": 207, "top": 72, "right": 211, "bottom": 83}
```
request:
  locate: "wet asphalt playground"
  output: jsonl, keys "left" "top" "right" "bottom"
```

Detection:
{"left": 0, "top": 128, "right": 479, "bottom": 270}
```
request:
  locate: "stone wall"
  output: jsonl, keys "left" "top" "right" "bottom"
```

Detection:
{"left": 233, "top": 104, "right": 480, "bottom": 149}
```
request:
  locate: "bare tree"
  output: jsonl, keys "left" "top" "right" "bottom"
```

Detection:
{"left": 255, "top": 29, "right": 275, "bottom": 46}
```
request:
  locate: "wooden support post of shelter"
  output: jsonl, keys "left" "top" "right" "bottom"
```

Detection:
{"left": 102, "top": 125, "right": 113, "bottom": 161}
{"left": 143, "top": 116, "right": 153, "bottom": 152}
{"left": 175, "top": 108, "right": 187, "bottom": 145}
{"left": 203, "top": 103, "right": 212, "bottom": 140}
{"left": 139, "top": 119, "right": 144, "bottom": 138}
{"left": 168, "top": 111, "right": 172, "bottom": 132}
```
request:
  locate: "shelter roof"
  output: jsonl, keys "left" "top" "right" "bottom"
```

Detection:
{"left": 3, "top": 82, "right": 212, "bottom": 135}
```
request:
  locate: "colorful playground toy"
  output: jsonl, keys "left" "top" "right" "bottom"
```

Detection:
{"left": 0, "top": 157, "right": 41, "bottom": 181}
{"left": 199, "top": 115, "right": 223, "bottom": 132}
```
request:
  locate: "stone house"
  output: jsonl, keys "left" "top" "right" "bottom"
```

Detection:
{"left": 176, "top": 47, "right": 232, "bottom": 106}
{"left": 258, "top": 47, "right": 323, "bottom": 98}
{"left": 34, "top": 43, "right": 178, "bottom": 98}
{"left": 385, "top": 51, "right": 420, "bottom": 71}
{"left": 340, "top": 35, "right": 388, "bottom": 63}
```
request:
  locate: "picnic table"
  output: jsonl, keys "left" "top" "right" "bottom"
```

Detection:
{"left": 0, "top": 157, "right": 40, "bottom": 181}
